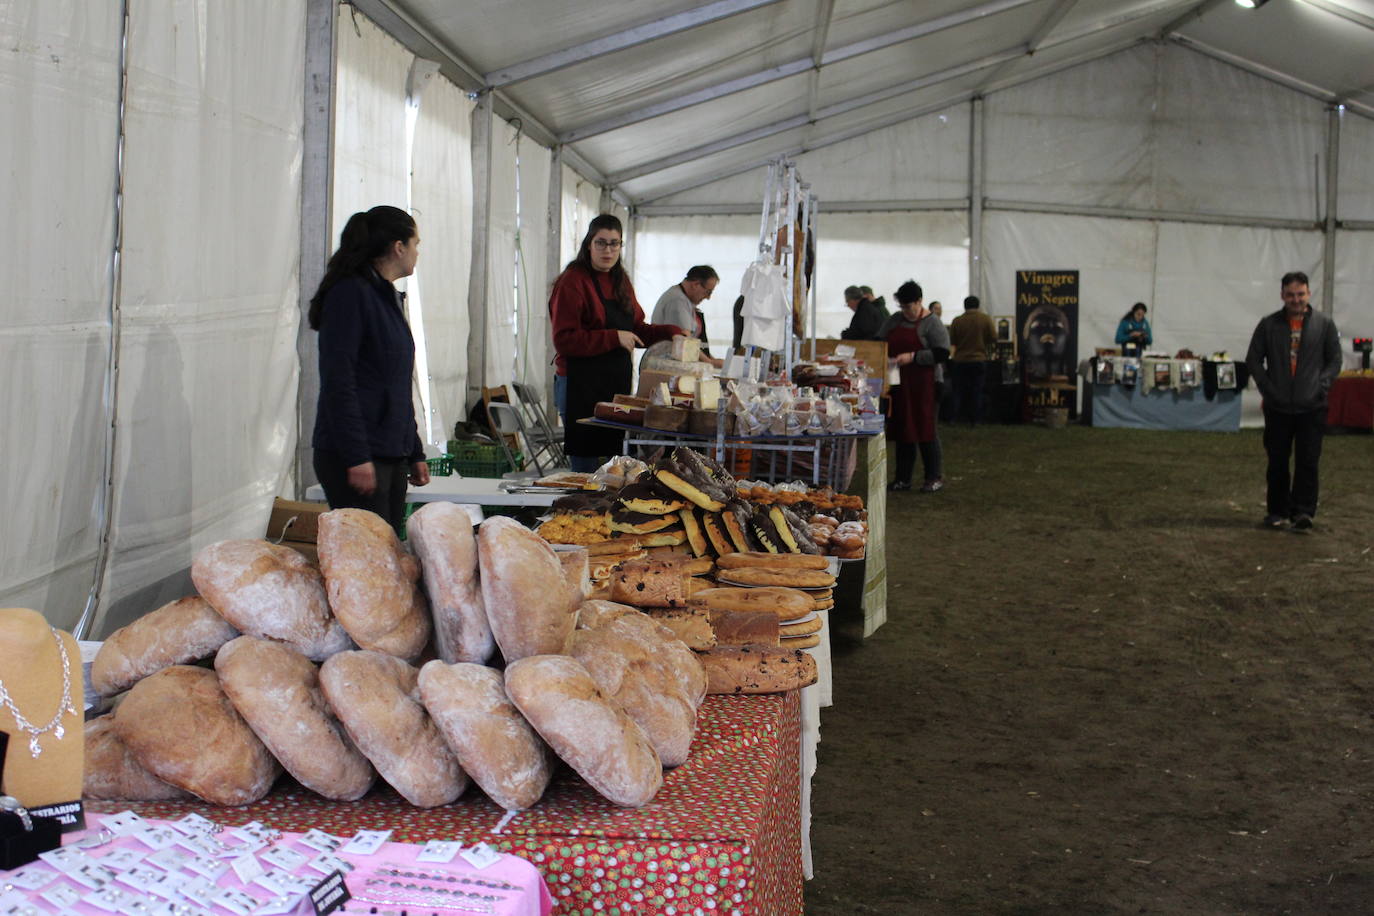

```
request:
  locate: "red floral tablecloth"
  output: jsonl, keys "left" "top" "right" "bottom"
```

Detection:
{"left": 88, "top": 692, "right": 803, "bottom": 916}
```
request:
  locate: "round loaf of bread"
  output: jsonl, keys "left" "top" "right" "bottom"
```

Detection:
{"left": 191, "top": 540, "right": 351, "bottom": 662}
{"left": 580, "top": 602, "right": 707, "bottom": 709}
{"left": 568, "top": 628, "right": 697, "bottom": 767}
{"left": 779, "top": 613, "right": 823, "bottom": 637}
{"left": 478, "top": 517, "right": 578, "bottom": 662}
{"left": 318, "top": 509, "right": 431, "bottom": 661}
{"left": 83, "top": 715, "right": 190, "bottom": 801}
{"left": 215, "top": 636, "right": 375, "bottom": 801}
{"left": 780, "top": 632, "right": 822, "bottom": 649}
{"left": 406, "top": 503, "right": 493, "bottom": 664}
{"left": 113, "top": 666, "right": 281, "bottom": 805}
{"left": 716, "top": 551, "right": 829, "bottom": 570}
{"left": 91, "top": 596, "right": 238, "bottom": 696}
{"left": 417, "top": 661, "right": 551, "bottom": 810}
{"left": 319, "top": 650, "right": 466, "bottom": 807}
{"left": 505, "top": 655, "right": 662, "bottom": 807}
{"left": 715, "top": 566, "right": 835, "bottom": 588}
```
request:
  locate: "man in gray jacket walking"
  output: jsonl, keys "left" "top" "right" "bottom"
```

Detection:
{"left": 1245, "top": 271, "right": 1342, "bottom": 530}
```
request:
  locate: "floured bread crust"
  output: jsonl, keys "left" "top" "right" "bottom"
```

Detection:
{"left": 92, "top": 596, "right": 239, "bottom": 696}
{"left": 318, "top": 509, "right": 431, "bottom": 661}
{"left": 407, "top": 503, "right": 493, "bottom": 664}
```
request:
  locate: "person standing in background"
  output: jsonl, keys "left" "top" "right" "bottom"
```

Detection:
{"left": 882, "top": 280, "right": 950, "bottom": 492}
{"left": 841, "top": 285, "right": 889, "bottom": 340}
{"left": 1245, "top": 271, "right": 1341, "bottom": 531}
{"left": 948, "top": 295, "right": 998, "bottom": 425}
{"left": 310, "top": 205, "right": 429, "bottom": 534}
{"left": 551, "top": 214, "right": 682, "bottom": 472}
{"left": 649, "top": 265, "right": 723, "bottom": 368}
{"left": 1115, "top": 302, "right": 1153, "bottom": 356}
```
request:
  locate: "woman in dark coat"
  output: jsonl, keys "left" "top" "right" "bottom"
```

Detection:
{"left": 309, "top": 205, "right": 429, "bottom": 532}
{"left": 882, "top": 279, "right": 950, "bottom": 492}
{"left": 549, "top": 214, "right": 682, "bottom": 472}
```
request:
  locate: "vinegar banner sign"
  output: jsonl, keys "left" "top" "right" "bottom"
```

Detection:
{"left": 1015, "top": 270, "right": 1079, "bottom": 383}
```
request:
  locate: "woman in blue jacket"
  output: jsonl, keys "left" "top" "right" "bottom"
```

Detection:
{"left": 1115, "top": 302, "right": 1152, "bottom": 355}
{"left": 309, "top": 205, "right": 429, "bottom": 532}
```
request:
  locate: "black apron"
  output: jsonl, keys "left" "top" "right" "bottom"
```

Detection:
{"left": 565, "top": 289, "right": 634, "bottom": 458}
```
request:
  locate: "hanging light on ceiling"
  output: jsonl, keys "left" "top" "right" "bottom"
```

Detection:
{"left": 1234, "top": 0, "right": 1271, "bottom": 8}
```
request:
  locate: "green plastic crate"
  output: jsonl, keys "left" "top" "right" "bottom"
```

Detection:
{"left": 449, "top": 441, "right": 524, "bottom": 478}
{"left": 426, "top": 454, "right": 455, "bottom": 477}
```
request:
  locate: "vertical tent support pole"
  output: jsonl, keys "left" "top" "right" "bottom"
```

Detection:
{"left": 296, "top": 0, "right": 337, "bottom": 498}
{"left": 807, "top": 191, "right": 818, "bottom": 361}
{"left": 467, "top": 91, "right": 495, "bottom": 407}
{"left": 969, "top": 95, "right": 985, "bottom": 300}
{"left": 546, "top": 146, "right": 564, "bottom": 412}
{"left": 1321, "top": 105, "right": 1341, "bottom": 316}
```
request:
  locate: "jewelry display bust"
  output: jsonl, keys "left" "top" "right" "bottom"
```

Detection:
{"left": 0, "top": 608, "right": 83, "bottom": 808}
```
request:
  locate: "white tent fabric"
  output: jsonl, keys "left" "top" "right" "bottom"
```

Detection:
{"left": 515, "top": 136, "right": 553, "bottom": 402}
{"left": 412, "top": 73, "right": 476, "bottom": 445}
{"left": 0, "top": 3, "right": 121, "bottom": 628}
{"left": 560, "top": 163, "right": 586, "bottom": 266}
{"left": 477, "top": 118, "right": 519, "bottom": 390}
{"left": 1340, "top": 113, "right": 1374, "bottom": 221}
{"left": 332, "top": 11, "right": 411, "bottom": 241}
{"left": 97, "top": 0, "right": 305, "bottom": 634}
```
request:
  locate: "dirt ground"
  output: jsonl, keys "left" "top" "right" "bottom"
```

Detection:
{"left": 807, "top": 423, "right": 1374, "bottom": 915}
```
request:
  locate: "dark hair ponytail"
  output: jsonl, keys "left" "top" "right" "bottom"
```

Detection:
{"left": 308, "top": 205, "right": 416, "bottom": 330}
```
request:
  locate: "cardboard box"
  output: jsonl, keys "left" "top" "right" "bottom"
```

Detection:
{"left": 808, "top": 338, "right": 890, "bottom": 395}
{"left": 267, "top": 498, "right": 328, "bottom": 544}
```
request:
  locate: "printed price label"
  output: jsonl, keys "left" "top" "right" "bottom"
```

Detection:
{"left": 308, "top": 870, "right": 351, "bottom": 916}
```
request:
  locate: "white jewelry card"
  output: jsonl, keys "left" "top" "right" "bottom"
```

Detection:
{"left": 460, "top": 842, "right": 502, "bottom": 870}
{"left": 169, "top": 813, "right": 218, "bottom": 836}
{"left": 230, "top": 852, "right": 266, "bottom": 885}
{"left": 38, "top": 883, "right": 80, "bottom": 911}
{"left": 340, "top": 829, "right": 391, "bottom": 856}
{"left": 416, "top": 839, "right": 464, "bottom": 863}
{"left": 303, "top": 852, "right": 352, "bottom": 876}
{"left": 259, "top": 844, "right": 309, "bottom": 872}
{"left": 101, "top": 811, "right": 147, "bottom": 835}
{"left": 0, "top": 868, "right": 53, "bottom": 890}
{"left": 294, "top": 828, "right": 342, "bottom": 853}
{"left": 97, "top": 847, "right": 149, "bottom": 872}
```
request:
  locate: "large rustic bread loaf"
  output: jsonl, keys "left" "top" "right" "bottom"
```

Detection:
{"left": 691, "top": 586, "right": 815, "bottom": 620}
{"left": 582, "top": 603, "right": 707, "bottom": 709}
{"left": 191, "top": 540, "right": 351, "bottom": 662}
{"left": 417, "top": 661, "right": 551, "bottom": 811}
{"left": 113, "top": 666, "right": 281, "bottom": 805}
{"left": 558, "top": 547, "right": 592, "bottom": 610}
{"left": 318, "top": 510, "right": 431, "bottom": 661}
{"left": 83, "top": 715, "right": 190, "bottom": 801}
{"left": 215, "top": 636, "right": 374, "bottom": 801}
{"left": 407, "top": 503, "right": 493, "bottom": 664}
{"left": 697, "top": 645, "right": 818, "bottom": 695}
{"left": 568, "top": 628, "right": 696, "bottom": 767}
{"left": 478, "top": 517, "right": 578, "bottom": 661}
{"left": 91, "top": 596, "right": 238, "bottom": 696}
{"left": 576, "top": 599, "right": 637, "bottom": 630}
{"left": 505, "top": 655, "right": 662, "bottom": 807}
{"left": 319, "top": 651, "right": 466, "bottom": 807}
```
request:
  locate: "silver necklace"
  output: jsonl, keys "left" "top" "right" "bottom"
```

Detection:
{"left": 0, "top": 627, "right": 78, "bottom": 757}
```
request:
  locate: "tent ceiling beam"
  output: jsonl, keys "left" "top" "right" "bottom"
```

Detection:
{"left": 556, "top": 0, "right": 1041, "bottom": 144}
{"left": 986, "top": 198, "right": 1319, "bottom": 230}
{"left": 804, "top": 0, "right": 838, "bottom": 126}
{"left": 635, "top": 199, "right": 969, "bottom": 217}
{"left": 351, "top": 0, "right": 615, "bottom": 192}
{"left": 1155, "top": 0, "right": 1232, "bottom": 39}
{"left": 976, "top": 0, "right": 1078, "bottom": 91}
{"left": 634, "top": 36, "right": 1147, "bottom": 205}
{"left": 1297, "top": 0, "right": 1374, "bottom": 33}
{"left": 482, "top": 0, "right": 783, "bottom": 89}
{"left": 1168, "top": 33, "right": 1374, "bottom": 117}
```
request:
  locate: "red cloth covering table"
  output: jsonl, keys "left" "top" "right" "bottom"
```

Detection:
{"left": 89, "top": 692, "right": 803, "bottom": 916}
{"left": 1327, "top": 374, "right": 1374, "bottom": 430}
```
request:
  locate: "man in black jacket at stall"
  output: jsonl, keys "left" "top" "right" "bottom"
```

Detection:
{"left": 840, "top": 285, "right": 889, "bottom": 340}
{"left": 1245, "top": 271, "right": 1342, "bottom": 531}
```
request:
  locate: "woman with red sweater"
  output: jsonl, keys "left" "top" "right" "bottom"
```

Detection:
{"left": 551, "top": 214, "right": 682, "bottom": 471}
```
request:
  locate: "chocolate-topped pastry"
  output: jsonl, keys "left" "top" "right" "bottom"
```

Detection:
{"left": 552, "top": 492, "right": 615, "bottom": 515}
{"left": 767, "top": 505, "right": 801, "bottom": 553}
{"left": 678, "top": 509, "right": 709, "bottom": 558}
{"left": 778, "top": 504, "right": 822, "bottom": 555}
{"left": 653, "top": 451, "right": 727, "bottom": 512}
{"left": 721, "top": 501, "right": 757, "bottom": 553}
{"left": 617, "top": 480, "right": 689, "bottom": 515}
{"left": 701, "top": 513, "right": 733, "bottom": 557}
{"left": 748, "top": 506, "right": 782, "bottom": 554}
{"left": 688, "top": 448, "right": 736, "bottom": 490}
{"left": 639, "top": 528, "right": 686, "bottom": 547}
{"left": 609, "top": 509, "right": 683, "bottom": 535}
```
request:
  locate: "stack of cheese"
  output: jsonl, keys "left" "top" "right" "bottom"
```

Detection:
{"left": 86, "top": 507, "right": 710, "bottom": 811}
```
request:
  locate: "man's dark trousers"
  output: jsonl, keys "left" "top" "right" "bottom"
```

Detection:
{"left": 949, "top": 361, "right": 987, "bottom": 424}
{"left": 1262, "top": 406, "right": 1326, "bottom": 518}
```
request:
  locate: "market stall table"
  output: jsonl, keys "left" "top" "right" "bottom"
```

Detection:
{"left": 88, "top": 692, "right": 804, "bottom": 916}
{"left": 1327, "top": 374, "right": 1374, "bottom": 430}
{"left": 305, "top": 475, "right": 561, "bottom": 523}
{"left": 1085, "top": 383, "right": 1241, "bottom": 431}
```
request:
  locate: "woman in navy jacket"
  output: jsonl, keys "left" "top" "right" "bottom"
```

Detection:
{"left": 309, "top": 205, "right": 429, "bottom": 532}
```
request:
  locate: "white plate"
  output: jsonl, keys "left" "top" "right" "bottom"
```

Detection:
{"left": 713, "top": 574, "right": 835, "bottom": 591}
{"left": 778, "top": 611, "right": 818, "bottom": 626}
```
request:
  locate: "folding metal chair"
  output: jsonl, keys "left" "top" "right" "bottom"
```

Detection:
{"left": 511, "top": 381, "right": 565, "bottom": 468}
{"left": 484, "top": 400, "right": 547, "bottom": 478}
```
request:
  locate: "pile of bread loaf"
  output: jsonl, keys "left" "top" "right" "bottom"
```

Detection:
{"left": 84, "top": 506, "right": 810, "bottom": 812}
{"left": 538, "top": 447, "right": 867, "bottom": 560}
